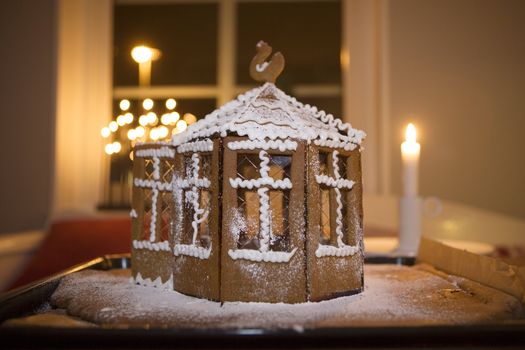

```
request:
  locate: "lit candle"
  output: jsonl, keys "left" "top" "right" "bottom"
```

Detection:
{"left": 401, "top": 123, "right": 420, "bottom": 197}
{"left": 398, "top": 123, "right": 422, "bottom": 255}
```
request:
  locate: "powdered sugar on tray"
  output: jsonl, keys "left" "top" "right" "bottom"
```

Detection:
{"left": 50, "top": 264, "right": 524, "bottom": 329}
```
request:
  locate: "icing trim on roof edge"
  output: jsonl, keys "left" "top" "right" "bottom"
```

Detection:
{"left": 171, "top": 83, "right": 366, "bottom": 147}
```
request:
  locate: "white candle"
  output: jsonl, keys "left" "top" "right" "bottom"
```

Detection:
{"left": 401, "top": 123, "right": 420, "bottom": 197}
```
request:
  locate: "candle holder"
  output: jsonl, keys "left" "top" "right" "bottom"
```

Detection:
{"left": 397, "top": 196, "right": 422, "bottom": 256}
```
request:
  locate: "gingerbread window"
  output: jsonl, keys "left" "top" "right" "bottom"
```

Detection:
{"left": 228, "top": 149, "right": 297, "bottom": 262}
{"left": 315, "top": 149, "right": 358, "bottom": 257}
{"left": 132, "top": 146, "right": 175, "bottom": 252}
{"left": 173, "top": 151, "right": 213, "bottom": 259}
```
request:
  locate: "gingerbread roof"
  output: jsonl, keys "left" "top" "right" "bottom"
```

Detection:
{"left": 172, "top": 83, "right": 366, "bottom": 151}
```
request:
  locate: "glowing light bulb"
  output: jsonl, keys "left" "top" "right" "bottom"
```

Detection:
{"left": 129, "top": 151, "right": 134, "bottom": 161}
{"left": 116, "top": 114, "right": 126, "bottom": 126}
{"left": 139, "top": 115, "right": 148, "bottom": 126}
{"left": 165, "top": 98, "right": 176, "bottom": 110}
{"left": 131, "top": 46, "right": 153, "bottom": 64}
{"left": 158, "top": 126, "right": 169, "bottom": 138}
{"left": 109, "top": 121, "right": 118, "bottom": 132}
{"left": 101, "top": 127, "right": 110, "bottom": 138}
{"left": 119, "top": 99, "right": 130, "bottom": 111}
{"left": 150, "top": 128, "right": 159, "bottom": 140}
{"left": 105, "top": 143, "right": 114, "bottom": 155}
{"left": 183, "top": 113, "right": 197, "bottom": 125}
{"left": 112, "top": 141, "right": 122, "bottom": 153}
{"left": 161, "top": 113, "right": 171, "bottom": 125}
{"left": 124, "top": 112, "right": 133, "bottom": 124}
{"left": 171, "top": 112, "right": 180, "bottom": 123}
{"left": 127, "top": 129, "right": 137, "bottom": 140}
{"left": 135, "top": 126, "right": 145, "bottom": 137}
{"left": 142, "top": 98, "right": 154, "bottom": 110}
{"left": 176, "top": 119, "right": 187, "bottom": 133}
{"left": 147, "top": 111, "right": 157, "bottom": 125}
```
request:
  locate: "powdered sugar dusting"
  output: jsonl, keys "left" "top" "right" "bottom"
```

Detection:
{"left": 50, "top": 264, "right": 524, "bottom": 329}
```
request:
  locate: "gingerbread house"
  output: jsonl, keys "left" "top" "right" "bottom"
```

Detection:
{"left": 131, "top": 42, "right": 366, "bottom": 303}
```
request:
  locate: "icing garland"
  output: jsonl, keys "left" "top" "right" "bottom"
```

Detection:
{"left": 227, "top": 139, "right": 297, "bottom": 152}
{"left": 174, "top": 244, "right": 212, "bottom": 259}
{"left": 133, "top": 240, "right": 170, "bottom": 252}
{"left": 228, "top": 150, "right": 295, "bottom": 262}
{"left": 228, "top": 247, "right": 297, "bottom": 263}
{"left": 135, "top": 146, "right": 175, "bottom": 158}
{"left": 133, "top": 272, "right": 173, "bottom": 291}
{"left": 315, "top": 150, "right": 359, "bottom": 258}
{"left": 177, "top": 139, "right": 213, "bottom": 153}
{"left": 173, "top": 152, "right": 212, "bottom": 260}
{"left": 314, "top": 139, "right": 357, "bottom": 152}
{"left": 229, "top": 178, "right": 292, "bottom": 190}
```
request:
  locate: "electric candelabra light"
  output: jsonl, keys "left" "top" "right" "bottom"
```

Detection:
{"left": 101, "top": 98, "right": 197, "bottom": 159}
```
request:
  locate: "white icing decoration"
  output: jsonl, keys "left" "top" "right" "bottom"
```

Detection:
{"left": 172, "top": 153, "right": 211, "bottom": 259}
{"left": 133, "top": 239, "right": 170, "bottom": 252}
{"left": 149, "top": 188, "right": 159, "bottom": 242}
{"left": 229, "top": 178, "right": 292, "bottom": 190}
{"left": 314, "top": 139, "right": 357, "bottom": 151}
{"left": 228, "top": 247, "right": 297, "bottom": 263}
{"left": 133, "top": 272, "right": 173, "bottom": 290}
{"left": 135, "top": 146, "right": 175, "bottom": 158}
{"left": 227, "top": 139, "right": 297, "bottom": 152}
{"left": 314, "top": 244, "right": 359, "bottom": 258}
{"left": 171, "top": 83, "right": 365, "bottom": 148}
{"left": 177, "top": 139, "right": 213, "bottom": 153}
{"left": 153, "top": 157, "right": 160, "bottom": 181}
{"left": 130, "top": 209, "right": 138, "bottom": 218}
{"left": 315, "top": 150, "right": 359, "bottom": 258}
{"left": 134, "top": 178, "right": 172, "bottom": 191}
{"left": 255, "top": 61, "right": 269, "bottom": 73}
{"left": 173, "top": 244, "right": 212, "bottom": 260}
{"left": 314, "top": 175, "right": 354, "bottom": 189}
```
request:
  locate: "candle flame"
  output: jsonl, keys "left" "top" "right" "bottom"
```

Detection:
{"left": 405, "top": 123, "right": 417, "bottom": 143}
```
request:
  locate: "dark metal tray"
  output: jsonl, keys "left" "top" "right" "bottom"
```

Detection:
{"left": 0, "top": 254, "right": 523, "bottom": 349}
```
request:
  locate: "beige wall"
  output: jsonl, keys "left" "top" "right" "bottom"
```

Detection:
{"left": 388, "top": 0, "right": 525, "bottom": 219}
{"left": 0, "top": 0, "right": 56, "bottom": 233}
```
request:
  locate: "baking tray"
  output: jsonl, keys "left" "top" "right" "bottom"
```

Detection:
{"left": 0, "top": 254, "right": 523, "bottom": 349}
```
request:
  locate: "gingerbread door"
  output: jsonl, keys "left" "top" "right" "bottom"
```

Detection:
{"left": 220, "top": 136, "right": 307, "bottom": 303}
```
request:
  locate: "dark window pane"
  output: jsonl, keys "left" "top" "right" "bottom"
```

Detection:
{"left": 237, "top": 1, "right": 341, "bottom": 85}
{"left": 268, "top": 154, "right": 291, "bottom": 180}
{"left": 237, "top": 189, "right": 260, "bottom": 249}
{"left": 114, "top": 4, "right": 217, "bottom": 85}
{"left": 237, "top": 154, "right": 261, "bottom": 180}
{"left": 141, "top": 188, "right": 153, "bottom": 241}
{"left": 269, "top": 189, "right": 290, "bottom": 252}
{"left": 159, "top": 191, "right": 173, "bottom": 242}
{"left": 338, "top": 155, "right": 348, "bottom": 179}
{"left": 320, "top": 187, "right": 331, "bottom": 244}
{"left": 198, "top": 190, "right": 211, "bottom": 248}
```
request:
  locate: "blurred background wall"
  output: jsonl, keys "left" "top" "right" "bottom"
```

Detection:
{"left": 388, "top": 0, "right": 525, "bottom": 219}
{"left": 0, "top": 0, "right": 524, "bottom": 234}
{"left": 0, "top": 0, "right": 56, "bottom": 233}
